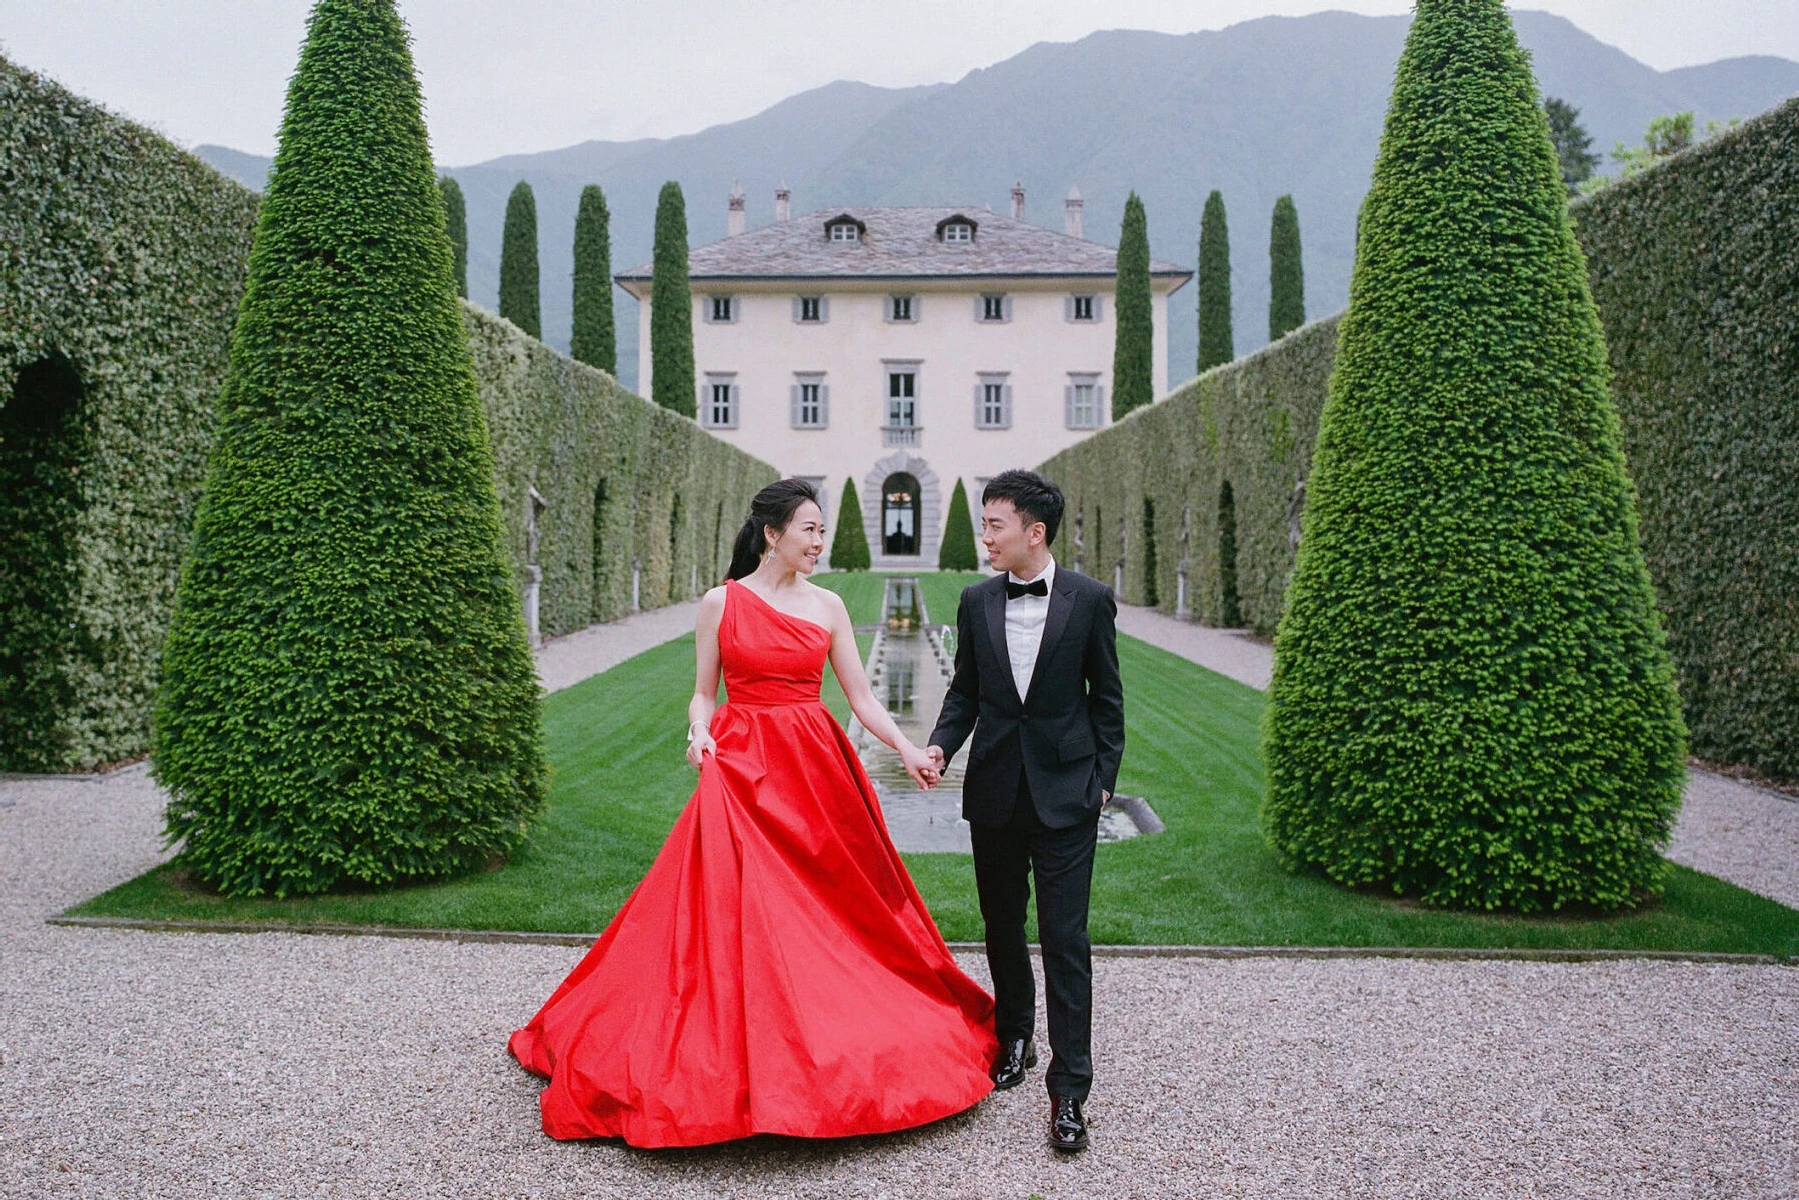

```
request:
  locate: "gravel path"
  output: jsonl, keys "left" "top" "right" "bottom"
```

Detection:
{"left": 1115, "top": 601, "right": 1799, "bottom": 909}
{"left": 2, "top": 771, "right": 1796, "bottom": 1198}
{"left": 534, "top": 599, "right": 700, "bottom": 694}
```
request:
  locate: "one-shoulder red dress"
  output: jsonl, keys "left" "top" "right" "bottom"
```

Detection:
{"left": 507, "top": 578, "right": 997, "bottom": 1146}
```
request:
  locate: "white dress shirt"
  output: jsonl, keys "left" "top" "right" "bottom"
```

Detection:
{"left": 1003, "top": 556, "right": 1055, "bottom": 702}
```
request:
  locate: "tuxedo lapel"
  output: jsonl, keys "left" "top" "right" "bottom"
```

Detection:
{"left": 1022, "top": 569, "right": 1079, "bottom": 708}
{"left": 983, "top": 581, "right": 1020, "bottom": 704}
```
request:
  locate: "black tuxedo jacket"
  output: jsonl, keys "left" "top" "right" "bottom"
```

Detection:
{"left": 927, "top": 565, "right": 1125, "bottom": 829}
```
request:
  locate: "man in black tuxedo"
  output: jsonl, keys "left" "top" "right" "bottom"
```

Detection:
{"left": 925, "top": 469, "right": 1124, "bottom": 1153}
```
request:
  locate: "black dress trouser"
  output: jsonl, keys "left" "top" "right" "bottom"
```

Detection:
{"left": 969, "top": 770, "right": 1098, "bottom": 1101}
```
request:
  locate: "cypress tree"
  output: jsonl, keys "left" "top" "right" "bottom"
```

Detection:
{"left": 1110, "top": 191, "right": 1152, "bottom": 421}
{"left": 650, "top": 181, "right": 695, "bottom": 417}
{"left": 1268, "top": 194, "right": 1305, "bottom": 341}
{"left": 830, "top": 478, "right": 870, "bottom": 570}
{"left": 150, "top": 0, "right": 546, "bottom": 898}
{"left": 499, "top": 180, "right": 540, "bottom": 338}
{"left": 439, "top": 175, "right": 467, "bottom": 298}
{"left": 1197, "top": 189, "right": 1233, "bottom": 371}
{"left": 938, "top": 478, "right": 978, "bottom": 570}
{"left": 1262, "top": 0, "right": 1685, "bottom": 913}
{"left": 570, "top": 183, "right": 616, "bottom": 374}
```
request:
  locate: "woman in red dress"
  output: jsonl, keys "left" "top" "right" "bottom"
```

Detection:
{"left": 508, "top": 478, "right": 997, "bottom": 1146}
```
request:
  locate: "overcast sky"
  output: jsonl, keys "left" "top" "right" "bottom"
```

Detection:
{"left": 4, "top": 1, "right": 1796, "bottom": 166}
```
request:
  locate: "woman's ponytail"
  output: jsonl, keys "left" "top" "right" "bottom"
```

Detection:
{"left": 726, "top": 516, "right": 766, "bottom": 581}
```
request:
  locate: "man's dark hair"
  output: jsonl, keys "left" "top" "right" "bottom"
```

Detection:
{"left": 982, "top": 469, "right": 1064, "bottom": 545}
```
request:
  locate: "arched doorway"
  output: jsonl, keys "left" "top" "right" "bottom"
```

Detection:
{"left": 882, "top": 472, "right": 921, "bottom": 556}
{"left": 1, "top": 352, "right": 90, "bottom": 770}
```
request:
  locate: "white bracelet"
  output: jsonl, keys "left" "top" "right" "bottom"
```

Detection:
{"left": 687, "top": 721, "right": 709, "bottom": 743}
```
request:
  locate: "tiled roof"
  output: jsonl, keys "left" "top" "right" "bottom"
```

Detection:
{"left": 616, "top": 207, "right": 1190, "bottom": 285}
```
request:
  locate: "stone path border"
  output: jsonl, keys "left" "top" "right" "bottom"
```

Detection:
{"left": 42, "top": 915, "right": 1787, "bottom": 965}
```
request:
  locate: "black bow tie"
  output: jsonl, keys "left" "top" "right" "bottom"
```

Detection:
{"left": 1005, "top": 578, "right": 1049, "bottom": 600}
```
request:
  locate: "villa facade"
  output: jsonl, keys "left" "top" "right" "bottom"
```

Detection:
{"left": 617, "top": 185, "right": 1190, "bottom": 569}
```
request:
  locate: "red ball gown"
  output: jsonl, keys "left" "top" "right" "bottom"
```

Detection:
{"left": 508, "top": 578, "right": 997, "bottom": 1146}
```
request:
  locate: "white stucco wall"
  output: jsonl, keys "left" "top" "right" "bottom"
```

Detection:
{"left": 632, "top": 276, "right": 1179, "bottom": 570}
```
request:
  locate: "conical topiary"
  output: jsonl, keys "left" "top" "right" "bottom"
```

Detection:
{"left": 650, "top": 181, "right": 695, "bottom": 417}
{"left": 1262, "top": 0, "right": 1685, "bottom": 913}
{"left": 570, "top": 183, "right": 616, "bottom": 374}
{"left": 1197, "top": 189, "right": 1233, "bottom": 371}
{"left": 829, "top": 478, "right": 870, "bottom": 570}
{"left": 499, "top": 179, "right": 540, "bottom": 338}
{"left": 938, "top": 478, "right": 978, "bottom": 571}
{"left": 439, "top": 175, "right": 467, "bottom": 298}
{"left": 1111, "top": 192, "right": 1152, "bottom": 421}
{"left": 151, "top": 0, "right": 547, "bottom": 898}
{"left": 1268, "top": 194, "right": 1305, "bottom": 341}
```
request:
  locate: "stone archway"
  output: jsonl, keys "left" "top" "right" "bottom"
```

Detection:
{"left": 862, "top": 451, "right": 942, "bottom": 566}
{"left": 880, "top": 472, "right": 922, "bottom": 556}
{"left": 1, "top": 352, "right": 90, "bottom": 769}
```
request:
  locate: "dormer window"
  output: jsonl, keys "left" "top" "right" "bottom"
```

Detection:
{"left": 936, "top": 214, "right": 978, "bottom": 243}
{"left": 823, "top": 213, "right": 866, "bottom": 243}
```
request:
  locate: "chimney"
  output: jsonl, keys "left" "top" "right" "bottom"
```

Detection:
{"left": 1010, "top": 180, "right": 1025, "bottom": 220}
{"left": 774, "top": 181, "right": 790, "bottom": 222}
{"left": 1064, "top": 185, "right": 1084, "bottom": 239}
{"left": 727, "top": 180, "right": 745, "bottom": 237}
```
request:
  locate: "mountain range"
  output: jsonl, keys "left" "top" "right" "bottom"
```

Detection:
{"left": 196, "top": 9, "right": 1799, "bottom": 393}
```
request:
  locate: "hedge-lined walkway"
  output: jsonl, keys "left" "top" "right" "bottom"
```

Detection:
{"left": 1114, "top": 602, "right": 1799, "bottom": 911}
{"left": 534, "top": 598, "right": 701, "bottom": 693}
{"left": 527, "top": 587, "right": 1799, "bottom": 913}
{"left": 3, "top": 764, "right": 1796, "bottom": 1198}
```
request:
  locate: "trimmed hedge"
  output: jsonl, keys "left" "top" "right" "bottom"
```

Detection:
{"left": 152, "top": 0, "right": 548, "bottom": 897}
{"left": 1198, "top": 190, "right": 1234, "bottom": 372}
{"left": 1043, "top": 315, "right": 1339, "bottom": 635}
{"left": 1261, "top": 0, "right": 1683, "bottom": 912}
{"left": 1571, "top": 97, "right": 1799, "bottom": 777}
{"left": 466, "top": 303, "right": 775, "bottom": 629}
{"left": 1041, "top": 104, "right": 1796, "bottom": 791}
{"left": 1269, "top": 195, "right": 1305, "bottom": 342}
{"left": 0, "top": 55, "right": 261, "bottom": 772}
{"left": 499, "top": 180, "right": 541, "bottom": 339}
{"left": 1111, "top": 193, "right": 1153, "bottom": 421}
{"left": 938, "top": 477, "right": 978, "bottom": 570}
{"left": 0, "top": 54, "right": 775, "bottom": 774}
{"left": 569, "top": 183, "right": 616, "bottom": 375}
{"left": 650, "top": 181, "right": 696, "bottom": 417}
{"left": 829, "top": 477, "right": 870, "bottom": 570}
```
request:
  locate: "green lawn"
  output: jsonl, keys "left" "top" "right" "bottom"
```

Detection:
{"left": 69, "top": 575, "right": 1799, "bottom": 957}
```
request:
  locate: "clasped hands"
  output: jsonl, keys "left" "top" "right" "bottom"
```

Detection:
{"left": 901, "top": 744, "right": 948, "bottom": 791}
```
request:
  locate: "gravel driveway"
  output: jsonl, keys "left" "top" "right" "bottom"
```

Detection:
{"left": 3, "top": 765, "right": 1796, "bottom": 1198}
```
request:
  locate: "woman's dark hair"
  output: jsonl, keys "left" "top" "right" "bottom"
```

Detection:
{"left": 725, "top": 477, "right": 823, "bottom": 580}
{"left": 982, "top": 468, "right": 1064, "bottom": 544}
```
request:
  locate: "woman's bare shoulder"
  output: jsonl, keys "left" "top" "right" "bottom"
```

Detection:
{"left": 697, "top": 584, "right": 728, "bottom": 623}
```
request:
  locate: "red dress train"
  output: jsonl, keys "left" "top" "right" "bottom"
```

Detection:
{"left": 508, "top": 578, "right": 997, "bottom": 1146}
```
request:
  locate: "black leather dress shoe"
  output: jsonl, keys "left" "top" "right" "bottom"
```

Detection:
{"left": 990, "top": 1038, "right": 1037, "bottom": 1089}
{"left": 1048, "top": 1094, "right": 1088, "bottom": 1152}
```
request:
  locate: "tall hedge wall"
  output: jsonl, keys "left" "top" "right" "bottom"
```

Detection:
{"left": 1042, "top": 94, "right": 1797, "bottom": 780}
{"left": 464, "top": 303, "right": 776, "bottom": 634}
{"left": 0, "top": 56, "right": 261, "bottom": 772}
{"left": 1042, "top": 314, "right": 1338, "bottom": 637}
{"left": 0, "top": 56, "right": 775, "bottom": 772}
{"left": 1570, "top": 97, "right": 1799, "bottom": 776}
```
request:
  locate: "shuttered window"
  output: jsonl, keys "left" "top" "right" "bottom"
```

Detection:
{"left": 974, "top": 375, "right": 1011, "bottom": 429}
{"left": 1065, "top": 375, "right": 1102, "bottom": 429}
{"left": 790, "top": 376, "right": 828, "bottom": 428}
